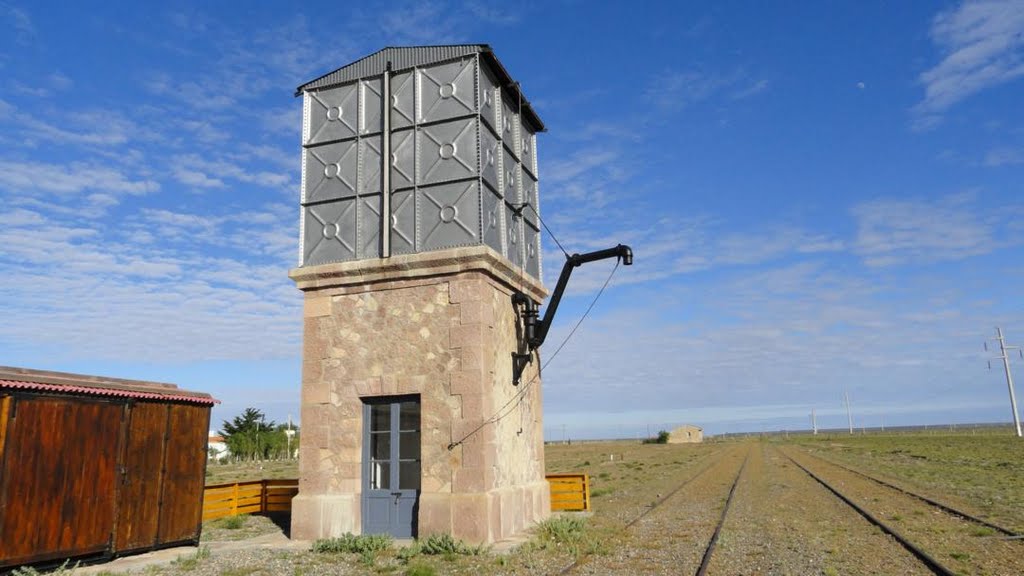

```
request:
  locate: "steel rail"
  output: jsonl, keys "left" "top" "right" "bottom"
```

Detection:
{"left": 694, "top": 450, "right": 750, "bottom": 576}
{"left": 782, "top": 450, "right": 957, "bottom": 576}
{"left": 558, "top": 446, "right": 738, "bottom": 575}
{"left": 799, "top": 450, "right": 1021, "bottom": 538}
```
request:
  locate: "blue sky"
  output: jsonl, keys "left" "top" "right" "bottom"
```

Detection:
{"left": 1, "top": 1, "right": 1023, "bottom": 437}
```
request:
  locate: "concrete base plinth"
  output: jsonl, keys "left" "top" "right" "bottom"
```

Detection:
{"left": 418, "top": 480, "right": 550, "bottom": 544}
{"left": 290, "top": 494, "right": 359, "bottom": 540}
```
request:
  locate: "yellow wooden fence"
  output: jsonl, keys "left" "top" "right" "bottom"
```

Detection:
{"left": 546, "top": 473, "right": 590, "bottom": 512}
{"left": 202, "top": 474, "right": 589, "bottom": 521}
{"left": 202, "top": 479, "right": 299, "bottom": 521}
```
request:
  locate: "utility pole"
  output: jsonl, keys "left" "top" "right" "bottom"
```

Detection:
{"left": 285, "top": 414, "right": 296, "bottom": 459}
{"left": 811, "top": 409, "right": 817, "bottom": 435}
{"left": 844, "top": 390, "right": 853, "bottom": 435}
{"left": 986, "top": 327, "right": 1022, "bottom": 437}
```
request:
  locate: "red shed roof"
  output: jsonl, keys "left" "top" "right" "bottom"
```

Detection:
{"left": 0, "top": 366, "right": 218, "bottom": 405}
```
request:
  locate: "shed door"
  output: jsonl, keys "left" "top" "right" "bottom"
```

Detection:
{"left": 157, "top": 403, "right": 210, "bottom": 545}
{"left": 362, "top": 396, "right": 420, "bottom": 538}
{"left": 114, "top": 402, "right": 168, "bottom": 552}
{"left": 0, "top": 396, "right": 121, "bottom": 567}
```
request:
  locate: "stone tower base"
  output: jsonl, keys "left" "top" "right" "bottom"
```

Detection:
{"left": 290, "top": 247, "right": 550, "bottom": 543}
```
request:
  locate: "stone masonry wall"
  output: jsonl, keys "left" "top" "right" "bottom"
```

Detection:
{"left": 290, "top": 247, "right": 550, "bottom": 543}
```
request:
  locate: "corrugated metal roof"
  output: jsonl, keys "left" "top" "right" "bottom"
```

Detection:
{"left": 296, "top": 45, "right": 545, "bottom": 132}
{"left": 0, "top": 366, "right": 218, "bottom": 405}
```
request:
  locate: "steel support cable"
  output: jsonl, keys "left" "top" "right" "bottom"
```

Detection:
{"left": 531, "top": 204, "right": 570, "bottom": 259}
{"left": 447, "top": 260, "right": 621, "bottom": 450}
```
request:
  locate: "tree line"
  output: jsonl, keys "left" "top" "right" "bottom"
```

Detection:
{"left": 218, "top": 407, "right": 300, "bottom": 461}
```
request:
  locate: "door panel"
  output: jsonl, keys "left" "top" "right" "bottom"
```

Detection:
{"left": 0, "top": 396, "right": 120, "bottom": 566}
{"left": 157, "top": 404, "right": 209, "bottom": 544}
{"left": 362, "top": 396, "right": 420, "bottom": 538}
{"left": 114, "top": 402, "right": 168, "bottom": 552}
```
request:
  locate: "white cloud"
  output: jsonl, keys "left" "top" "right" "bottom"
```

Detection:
{"left": 851, "top": 193, "right": 1000, "bottom": 266}
{"left": 545, "top": 149, "right": 618, "bottom": 185}
{"left": 0, "top": 159, "right": 160, "bottom": 196}
{"left": 466, "top": 2, "right": 521, "bottom": 25}
{"left": 915, "top": 1, "right": 1024, "bottom": 125}
{"left": 173, "top": 153, "right": 292, "bottom": 190}
{"left": 984, "top": 147, "right": 1024, "bottom": 166}
{"left": 0, "top": 100, "right": 137, "bottom": 146}
{"left": 4, "top": 4, "right": 34, "bottom": 43}
{"left": 48, "top": 71, "right": 73, "bottom": 91}
{"left": 172, "top": 167, "right": 226, "bottom": 189}
{"left": 645, "top": 68, "right": 766, "bottom": 113}
{"left": 0, "top": 199, "right": 301, "bottom": 363}
{"left": 731, "top": 79, "right": 769, "bottom": 100}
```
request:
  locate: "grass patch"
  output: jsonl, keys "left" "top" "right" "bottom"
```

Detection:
{"left": 311, "top": 533, "right": 393, "bottom": 554}
{"left": 11, "top": 562, "right": 78, "bottom": 576}
{"left": 532, "top": 515, "right": 608, "bottom": 557}
{"left": 213, "top": 515, "right": 247, "bottom": 530}
{"left": 172, "top": 546, "right": 211, "bottom": 571}
{"left": 415, "top": 533, "right": 486, "bottom": 557}
{"left": 218, "top": 568, "right": 259, "bottom": 576}
{"left": 404, "top": 563, "right": 437, "bottom": 576}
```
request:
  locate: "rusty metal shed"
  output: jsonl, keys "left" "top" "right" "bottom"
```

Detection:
{"left": 0, "top": 367, "right": 217, "bottom": 570}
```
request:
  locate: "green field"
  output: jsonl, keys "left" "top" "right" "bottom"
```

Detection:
{"left": 789, "top": 427, "right": 1024, "bottom": 531}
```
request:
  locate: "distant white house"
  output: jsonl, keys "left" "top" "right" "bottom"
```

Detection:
{"left": 208, "top": 432, "right": 229, "bottom": 459}
{"left": 669, "top": 424, "right": 703, "bottom": 444}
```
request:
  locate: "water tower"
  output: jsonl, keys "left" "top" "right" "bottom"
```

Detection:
{"left": 290, "top": 45, "right": 549, "bottom": 543}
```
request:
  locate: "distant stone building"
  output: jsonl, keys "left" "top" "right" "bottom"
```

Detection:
{"left": 669, "top": 424, "right": 703, "bottom": 443}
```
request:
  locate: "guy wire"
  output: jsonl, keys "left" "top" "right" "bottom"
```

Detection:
{"left": 447, "top": 259, "right": 621, "bottom": 450}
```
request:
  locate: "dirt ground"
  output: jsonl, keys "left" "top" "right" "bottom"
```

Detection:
{"left": 54, "top": 433, "right": 1024, "bottom": 575}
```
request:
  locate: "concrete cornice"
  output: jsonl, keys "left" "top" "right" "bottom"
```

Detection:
{"left": 289, "top": 246, "right": 549, "bottom": 301}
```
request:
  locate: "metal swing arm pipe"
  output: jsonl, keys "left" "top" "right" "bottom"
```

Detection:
{"left": 522, "top": 244, "right": 632, "bottom": 350}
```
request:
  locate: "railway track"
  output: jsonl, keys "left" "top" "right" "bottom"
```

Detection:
{"left": 781, "top": 447, "right": 1024, "bottom": 576}
{"left": 693, "top": 451, "right": 747, "bottom": 576}
{"left": 555, "top": 442, "right": 1022, "bottom": 574}
{"left": 802, "top": 450, "right": 1021, "bottom": 538}
{"left": 559, "top": 446, "right": 749, "bottom": 575}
